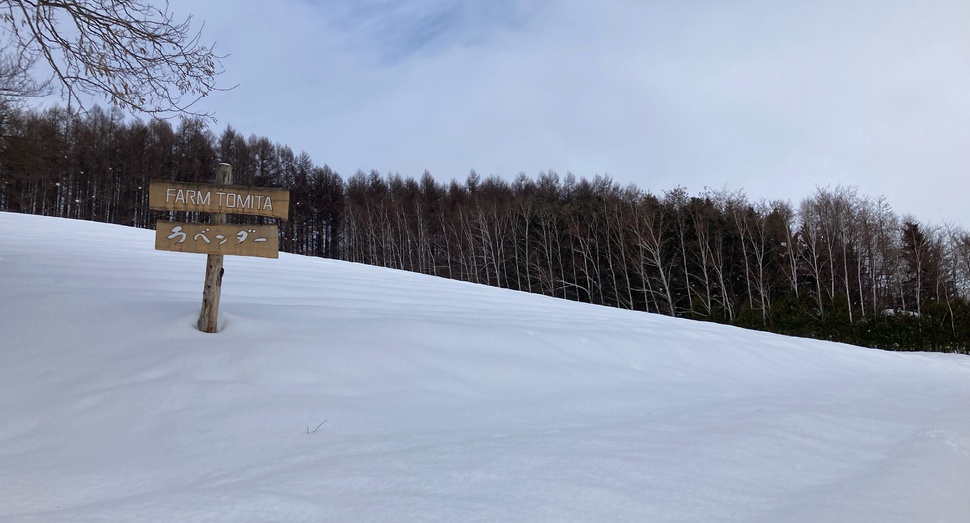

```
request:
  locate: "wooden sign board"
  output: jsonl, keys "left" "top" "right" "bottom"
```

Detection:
{"left": 155, "top": 221, "right": 279, "bottom": 258}
{"left": 149, "top": 180, "right": 289, "bottom": 220}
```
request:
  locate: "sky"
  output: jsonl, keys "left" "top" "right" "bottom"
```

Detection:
{"left": 54, "top": 0, "right": 970, "bottom": 225}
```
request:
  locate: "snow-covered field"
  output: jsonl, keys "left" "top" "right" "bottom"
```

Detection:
{"left": 1, "top": 211, "right": 968, "bottom": 522}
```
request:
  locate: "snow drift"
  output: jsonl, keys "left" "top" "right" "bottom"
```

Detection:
{"left": 1, "top": 212, "right": 968, "bottom": 522}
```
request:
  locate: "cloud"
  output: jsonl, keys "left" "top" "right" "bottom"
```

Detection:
{"left": 170, "top": 0, "right": 969, "bottom": 225}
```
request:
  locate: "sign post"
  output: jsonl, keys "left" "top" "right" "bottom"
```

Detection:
{"left": 149, "top": 163, "right": 290, "bottom": 333}
{"left": 198, "top": 163, "right": 231, "bottom": 333}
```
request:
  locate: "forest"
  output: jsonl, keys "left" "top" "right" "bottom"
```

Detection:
{"left": 2, "top": 105, "right": 969, "bottom": 353}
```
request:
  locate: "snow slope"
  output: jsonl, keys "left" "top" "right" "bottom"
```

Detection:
{"left": 1, "top": 211, "right": 969, "bottom": 522}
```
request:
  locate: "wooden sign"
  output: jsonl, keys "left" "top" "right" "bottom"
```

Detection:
{"left": 149, "top": 180, "right": 289, "bottom": 220}
{"left": 149, "top": 165, "right": 289, "bottom": 333}
{"left": 155, "top": 221, "right": 280, "bottom": 258}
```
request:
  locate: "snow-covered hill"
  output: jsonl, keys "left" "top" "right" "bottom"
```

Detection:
{"left": 1, "top": 212, "right": 968, "bottom": 522}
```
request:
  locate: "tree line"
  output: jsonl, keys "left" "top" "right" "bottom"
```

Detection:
{"left": 2, "top": 105, "right": 969, "bottom": 353}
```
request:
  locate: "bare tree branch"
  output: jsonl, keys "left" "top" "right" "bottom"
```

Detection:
{"left": 0, "top": 0, "right": 227, "bottom": 120}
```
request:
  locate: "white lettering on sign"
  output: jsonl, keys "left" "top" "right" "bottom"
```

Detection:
{"left": 166, "top": 188, "right": 212, "bottom": 206}
{"left": 214, "top": 191, "right": 274, "bottom": 212}
{"left": 165, "top": 188, "right": 275, "bottom": 213}
{"left": 150, "top": 180, "right": 289, "bottom": 220}
{"left": 172, "top": 226, "right": 272, "bottom": 246}
{"left": 155, "top": 221, "right": 279, "bottom": 258}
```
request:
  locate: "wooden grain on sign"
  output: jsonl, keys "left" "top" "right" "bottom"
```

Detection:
{"left": 149, "top": 180, "right": 289, "bottom": 220}
{"left": 155, "top": 221, "right": 280, "bottom": 258}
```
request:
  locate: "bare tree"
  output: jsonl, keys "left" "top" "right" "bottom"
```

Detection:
{"left": 772, "top": 200, "right": 800, "bottom": 297}
{"left": 704, "top": 190, "right": 737, "bottom": 322}
{"left": 665, "top": 187, "right": 695, "bottom": 315}
{"left": 747, "top": 200, "right": 777, "bottom": 326}
{"left": 630, "top": 194, "right": 676, "bottom": 316}
{"left": 728, "top": 192, "right": 756, "bottom": 311}
{"left": 689, "top": 195, "right": 717, "bottom": 317}
{"left": 900, "top": 218, "right": 939, "bottom": 318}
{"left": 0, "top": 0, "right": 225, "bottom": 120}
{"left": 0, "top": 48, "right": 50, "bottom": 101}
{"left": 798, "top": 197, "right": 826, "bottom": 318}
